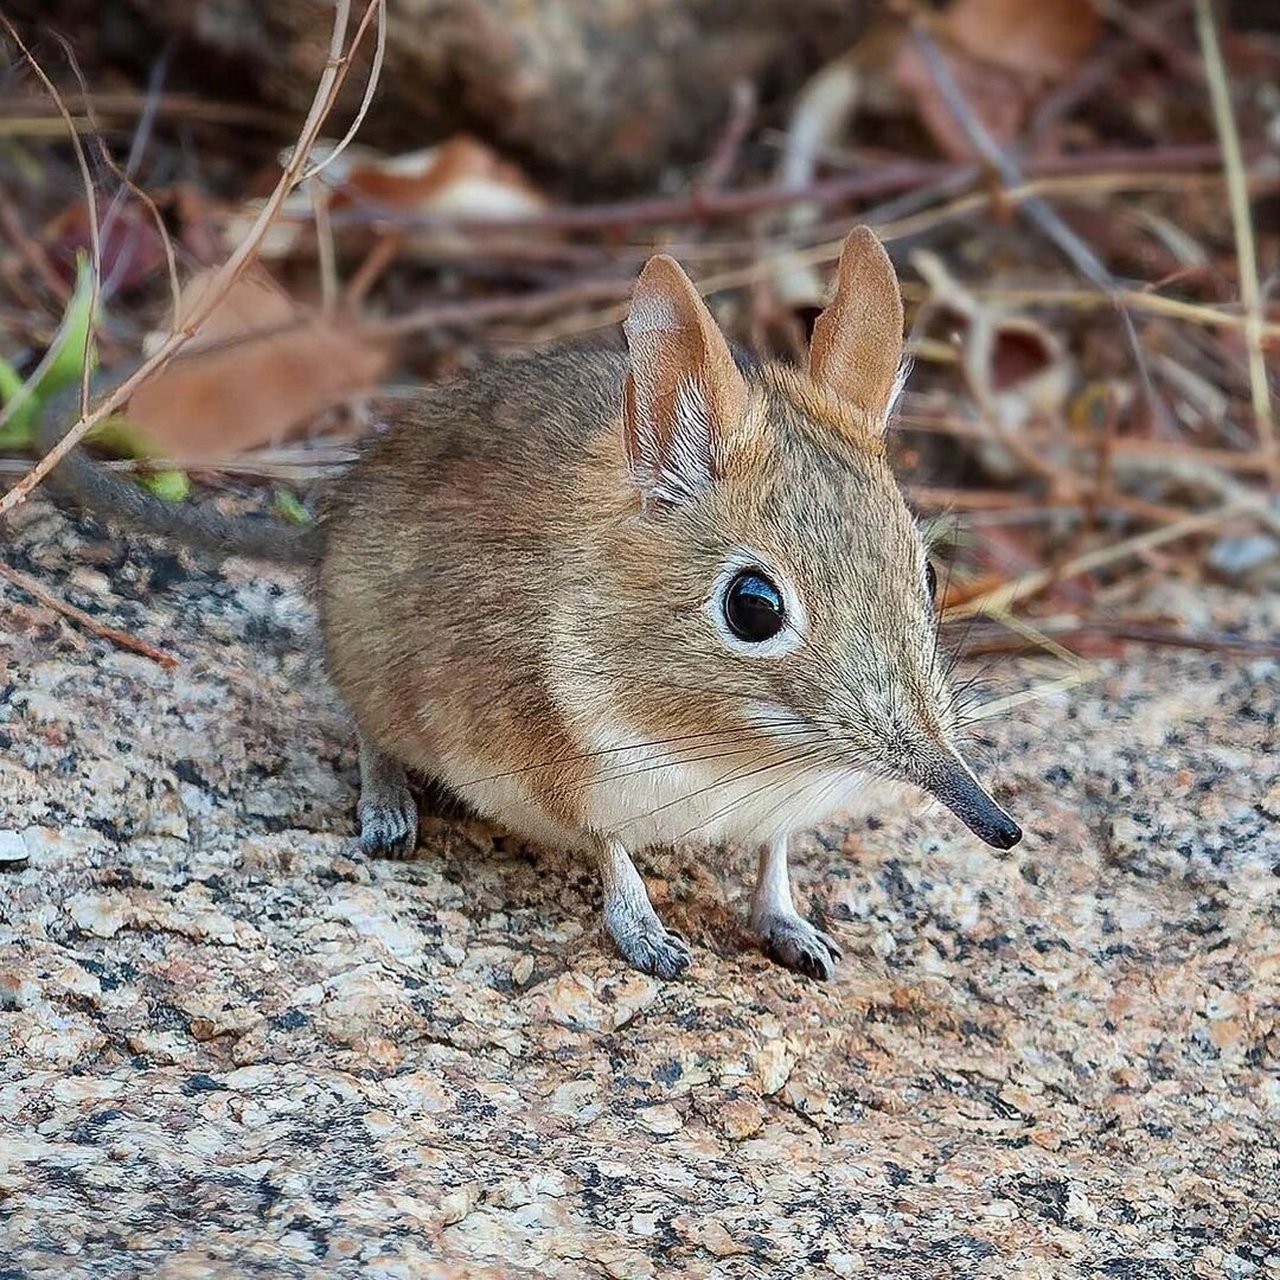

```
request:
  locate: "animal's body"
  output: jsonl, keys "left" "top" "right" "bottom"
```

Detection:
{"left": 41, "top": 229, "right": 1021, "bottom": 980}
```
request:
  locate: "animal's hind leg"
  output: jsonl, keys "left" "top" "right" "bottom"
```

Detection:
{"left": 357, "top": 737, "right": 418, "bottom": 859}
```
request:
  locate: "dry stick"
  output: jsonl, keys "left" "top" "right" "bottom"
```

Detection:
{"left": 899, "top": 407, "right": 1277, "bottom": 473}
{"left": 0, "top": 20, "right": 102, "bottom": 437}
{"left": 92, "top": 42, "right": 168, "bottom": 297}
{"left": 944, "top": 500, "right": 1250, "bottom": 621}
{"left": 390, "top": 183, "right": 1280, "bottom": 347}
{"left": 1089, "top": 0, "right": 1203, "bottom": 80}
{"left": 702, "top": 80, "right": 758, "bottom": 191}
{"left": 0, "top": 0, "right": 379, "bottom": 519}
{"left": 299, "top": 0, "right": 386, "bottom": 183}
{"left": 1195, "top": 0, "right": 1276, "bottom": 488}
{"left": 963, "top": 620, "right": 1280, "bottom": 659}
{"left": 0, "top": 187, "right": 73, "bottom": 304}
{"left": 0, "top": 92, "right": 289, "bottom": 132}
{"left": 0, "top": 562, "right": 176, "bottom": 668}
{"left": 483, "top": 173, "right": 1280, "bottom": 350}
{"left": 909, "top": 24, "right": 1162, "bottom": 422}
{"left": 328, "top": 142, "right": 1249, "bottom": 237}
{"left": 60, "top": 37, "right": 184, "bottom": 323}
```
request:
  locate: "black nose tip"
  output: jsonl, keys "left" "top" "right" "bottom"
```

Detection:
{"left": 984, "top": 814, "right": 1023, "bottom": 850}
{"left": 923, "top": 757, "right": 1022, "bottom": 850}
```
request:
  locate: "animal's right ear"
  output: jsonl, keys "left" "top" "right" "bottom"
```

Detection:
{"left": 622, "top": 255, "right": 747, "bottom": 510}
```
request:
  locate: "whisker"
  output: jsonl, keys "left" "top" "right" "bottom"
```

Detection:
{"left": 671, "top": 746, "right": 836, "bottom": 844}
{"left": 448, "top": 715, "right": 810, "bottom": 791}
{"left": 621, "top": 743, "right": 832, "bottom": 837}
{"left": 562, "top": 726, "right": 825, "bottom": 798}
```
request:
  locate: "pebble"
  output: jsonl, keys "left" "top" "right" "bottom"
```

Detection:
{"left": 0, "top": 829, "right": 29, "bottom": 871}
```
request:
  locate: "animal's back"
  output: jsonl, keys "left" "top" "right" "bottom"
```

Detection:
{"left": 318, "top": 348, "right": 626, "bottom": 798}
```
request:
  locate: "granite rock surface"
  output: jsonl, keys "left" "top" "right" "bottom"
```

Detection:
{"left": 1, "top": 501, "right": 1277, "bottom": 1278}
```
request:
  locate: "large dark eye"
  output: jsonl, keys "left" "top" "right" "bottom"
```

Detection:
{"left": 925, "top": 561, "right": 938, "bottom": 603}
{"left": 724, "top": 570, "right": 785, "bottom": 642}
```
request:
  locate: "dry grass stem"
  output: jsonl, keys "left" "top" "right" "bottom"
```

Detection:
{"left": 0, "top": 561, "right": 176, "bottom": 667}
{"left": 1194, "top": 0, "right": 1276, "bottom": 487}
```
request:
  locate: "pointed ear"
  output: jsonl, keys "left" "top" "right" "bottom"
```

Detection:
{"left": 622, "top": 254, "right": 747, "bottom": 509}
{"left": 809, "top": 227, "right": 905, "bottom": 425}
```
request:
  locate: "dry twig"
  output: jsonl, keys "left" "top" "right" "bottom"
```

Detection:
{"left": 1194, "top": 0, "right": 1276, "bottom": 487}
{"left": 0, "top": 561, "right": 176, "bottom": 668}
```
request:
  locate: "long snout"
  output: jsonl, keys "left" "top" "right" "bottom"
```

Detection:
{"left": 915, "top": 754, "right": 1022, "bottom": 850}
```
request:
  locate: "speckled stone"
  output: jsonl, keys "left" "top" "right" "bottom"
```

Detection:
{"left": 1, "top": 505, "right": 1277, "bottom": 1278}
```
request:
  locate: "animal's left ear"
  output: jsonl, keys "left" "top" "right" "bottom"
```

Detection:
{"left": 809, "top": 227, "right": 905, "bottom": 426}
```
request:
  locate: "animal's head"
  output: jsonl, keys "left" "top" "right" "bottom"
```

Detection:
{"left": 588, "top": 227, "right": 1019, "bottom": 849}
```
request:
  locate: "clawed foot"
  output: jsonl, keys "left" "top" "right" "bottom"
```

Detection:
{"left": 755, "top": 912, "right": 842, "bottom": 981}
{"left": 606, "top": 906, "right": 691, "bottom": 979}
{"left": 358, "top": 791, "right": 419, "bottom": 859}
{"left": 357, "top": 740, "right": 418, "bottom": 859}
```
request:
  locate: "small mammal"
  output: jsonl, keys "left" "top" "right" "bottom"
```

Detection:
{"left": 41, "top": 228, "right": 1020, "bottom": 980}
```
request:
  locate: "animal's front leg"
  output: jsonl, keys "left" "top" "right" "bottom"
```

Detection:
{"left": 750, "top": 835, "right": 842, "bottom": 980}
{"left": 596, "top": 837, "right": 691, "bottom": 979}
{"left": 356, "top": 737, "right": 418, "bottom": 858}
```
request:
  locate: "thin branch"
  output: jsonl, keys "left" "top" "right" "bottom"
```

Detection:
{"left": 0, "top": 562, "right": 176, "bottom": 668}
{"left": 324, "top": 142, "right": 1252, "bottom": 237}
{"left": 945, "top": 500, "right": 1251, "bottom": 620}
{"left": 299, "top": 0, "right": 386, "bottom": 183}
{"left": 909, "top": 22, "right": 1163, "bottom": 423}
{"left": 1194, "top": 0, "right": 1276, "bottom": 487}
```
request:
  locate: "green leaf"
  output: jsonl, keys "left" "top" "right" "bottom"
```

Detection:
{"left": 0, "top": 356, "right": 26, "bottom": 448}
{"left": 138, "top": 469, "right": 191, "bottom": 501}
{"left": 274, "top": 489, "right": 312, "bottom": 524}
{"left": 86, "top": 413, "right": 153, "bottom": 457}
{"left": 0, "top": 252, "right": 98, "bottom": 447}
{"left": 42, "top": 252, "right": 98, "bottom": 395}
{"left": 87, "top": 413, "right": 191, "bottom": 503}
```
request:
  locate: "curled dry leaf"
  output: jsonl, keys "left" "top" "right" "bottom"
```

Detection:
{"left": 912, "top": 249, "right": 1073, "bottom": 477}
{"left": 330, "top": 136, "right": 547, "bottom": 222}
{"left": 944, "top": 0, "right": 1102, "bottom": 82}
{"left": 128, "top": 269, "right": 390, "bottom": 464}
{"left": 234, "top": 135, "right": 547, "bottom": 262}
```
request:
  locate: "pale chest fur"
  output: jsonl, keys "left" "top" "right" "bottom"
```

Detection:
{"left": 436, "top": 715, "right": 871, "bottom": 853}
{"left": 572, "top": 718, "right": 861, "bottom": 849}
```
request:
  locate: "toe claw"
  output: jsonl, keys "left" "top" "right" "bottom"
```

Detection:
{"left": 358, "top": 799, "right": 419, "bottom": 860}
{"left": 612, "top": 920, "right": 692, "bottom": 979}
{"left": 756, "top": 913, "right": 842, "bottom": 981}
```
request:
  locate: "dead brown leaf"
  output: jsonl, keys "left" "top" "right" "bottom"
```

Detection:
{"left": 944, "top": 0, "right": 1102, "bottom": 81}
{"left": 893, "top": 39, "right": 1030, "bottom": 160}
{"left": 128, "top": 269, "right": 391, "bottom": 463}
{"left": 893, "top": 0, "right": 1101, "bottom": 159}
{"left": 45, "top": 199, "right": 170, "bottom": 295}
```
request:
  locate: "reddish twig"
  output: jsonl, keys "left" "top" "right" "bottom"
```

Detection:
{"left": 0, "top": 562, "right": 177, "bottom": 668}
{"left": 324, "top": 143, "right": 1256, "bottom": 237}
{"left": 701, "top": 80, "right": 758, "bottom": 191}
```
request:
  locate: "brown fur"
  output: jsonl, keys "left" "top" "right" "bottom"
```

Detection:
{"left": 321, "top": 232, "right": 941, "bottom": 835}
